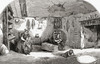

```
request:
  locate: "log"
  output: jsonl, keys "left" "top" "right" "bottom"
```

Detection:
{"left": 31, "top": 45, "right": 42, "bottom": 52}
{"left": 41, "top": 42, "right": 58, "bottom": 52}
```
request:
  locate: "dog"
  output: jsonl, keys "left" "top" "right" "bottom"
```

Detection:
{"left": 61, "top": 49, "right": 74, "bottom": 58}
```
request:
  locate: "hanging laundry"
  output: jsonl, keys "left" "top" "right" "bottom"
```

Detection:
{"left": 31, "top": 19, "right": 35, "bottom": 29}
{"left": 26, "top": 19, "right": 30, "bottom": 30}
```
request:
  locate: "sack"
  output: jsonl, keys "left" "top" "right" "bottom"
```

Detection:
{"left": 0, "top": 44, "right": 9, "bottom": 55}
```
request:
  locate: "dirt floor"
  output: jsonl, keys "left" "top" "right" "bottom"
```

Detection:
{"left": 0, "top": 49, "right": 100, "bottom": 64}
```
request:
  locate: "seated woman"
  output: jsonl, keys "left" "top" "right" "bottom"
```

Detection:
{"left": 16, "top": 29, "right": 32, "bottom": 54}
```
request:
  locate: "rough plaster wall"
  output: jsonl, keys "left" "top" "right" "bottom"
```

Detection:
{"left": 40, "top": 18, "right": 54, "bottom": 42}
{"left": 26, "top": 0, "right": 79, "bottom": 17}
{"left": 30, "top": 18, "right": 54, "bottom": 44}
{"left": 69, "top": 19, "right": 80, "bottom": 48}
{"left": 62, "top": 16, "right": 81, "bottom": 48}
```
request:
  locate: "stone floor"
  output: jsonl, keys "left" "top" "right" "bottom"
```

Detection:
{"left": 0, "top": 51, "right": 79, "bottom": 64}
{"left": 0, "top": 49, "right": 100, "bottom": 64}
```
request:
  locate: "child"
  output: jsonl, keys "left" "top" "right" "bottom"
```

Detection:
{"left": 61, "top": 49, "right": 74, "bottom": 58}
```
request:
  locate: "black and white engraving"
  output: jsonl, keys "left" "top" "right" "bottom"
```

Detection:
{"left": 0, "top": 0, "right": 100, "bottom": 64}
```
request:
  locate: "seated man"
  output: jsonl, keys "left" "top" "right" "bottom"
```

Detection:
{"left": 55, "top": 38, "right": 65, "bottom": 51}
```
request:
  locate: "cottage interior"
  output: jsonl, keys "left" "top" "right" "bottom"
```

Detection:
{"left": 0, "top": 0, "right": 100, "bottom": 64}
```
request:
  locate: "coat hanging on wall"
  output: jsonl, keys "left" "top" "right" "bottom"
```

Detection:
{"left": 66, "top": 20, "right": 70, "bottom": 32}
{"left": 54, "top": 17, "right": 62, "bottom": 29}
